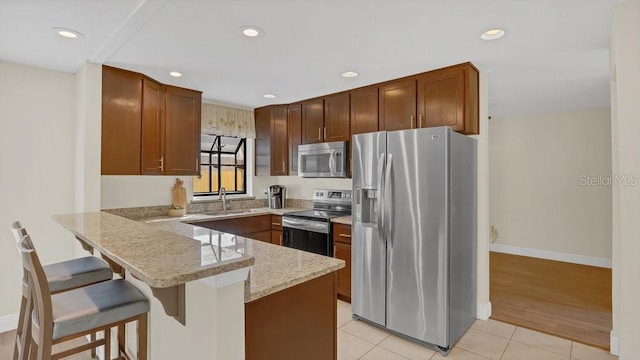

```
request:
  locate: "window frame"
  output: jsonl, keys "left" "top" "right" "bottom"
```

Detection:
{"left": 194, "top": 135, "right": 247, "bottom": 197}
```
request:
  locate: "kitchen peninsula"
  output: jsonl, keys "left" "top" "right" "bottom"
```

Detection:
{"left": 53, "top": 211, "right": 344, "bottom": 360}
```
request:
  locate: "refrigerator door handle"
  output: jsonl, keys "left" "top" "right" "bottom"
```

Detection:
{"left": 385, "top": 153, "right": 393, "bottom": 245}
{"left": 377, "top": 152, "right": 385, "bottom": 237}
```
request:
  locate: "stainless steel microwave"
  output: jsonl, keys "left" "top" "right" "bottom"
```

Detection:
{"left": 298, "top": 141, "right": 348, "bottom": 178}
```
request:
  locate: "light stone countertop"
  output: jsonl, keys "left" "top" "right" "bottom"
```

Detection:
{"left": 331, "top": 215, "right": 352, "bottom": 225}
{"left": 144, "top": 207, "right": 345, "bottom": 302}
{"left": 54, "top": 208, "right": 345, "bottom": 303}
{"left": 53, "top": 212, "right": 255, "bottom": 288}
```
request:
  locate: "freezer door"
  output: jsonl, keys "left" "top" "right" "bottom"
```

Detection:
{"left": 352, "top": 131, "right": 387, "bottom": 326}
{"left": 386, "top": 127, "right": 449, "bottom": 346}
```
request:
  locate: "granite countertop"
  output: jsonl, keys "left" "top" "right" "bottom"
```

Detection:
{"left": 331, "top": 215, "right": 352, "bottom": 225}
{"left": 53, "top": 212, "right": 255, "bottom": 288}
{"left": 54, "top": 208, "right": 345, "bottom": 303}
{"left": 144, "top": 207, "right": 345, "bottom": 302}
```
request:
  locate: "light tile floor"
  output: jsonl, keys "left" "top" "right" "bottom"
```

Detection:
{"left": 0, "top": 300, "right": 619, "bottom": 360}
{"left": 337, "top": 300, "right": 618, "bottom": 360}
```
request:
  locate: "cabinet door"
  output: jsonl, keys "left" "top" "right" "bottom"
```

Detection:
{"left": 417, "top": 66, "right": 465, "bottom": 131}
{"left": 164, "top": 86, "right": 202, "bottom": 175}
{"left": 270, "top": 105, "right": 288, "bottom": 175}
{"left": 301, "top": 98, "right": 324, "bottom": 144}
{"left": 379, "top": 78, "right": 416, "bottom": 131}
{"left": 271, "top": 230, "right": 283, "bottom": 245}
{"left": 141, "top": 78, "right": 164, "bottom": 174}
{"left": 248, "top": 230, "right": 273, "bottom": 243}
{"left": 323, "top": 93, "right": 350, "bottom": 142}
{"left": 287, "top": 103, "right": 302, "bottom": 175}
{"left": 334, "top": 242, "right": 351, "bottom": 301}
{"left": 350, "top": 86, "right": 379, "bottom": 135}
{"left": 254, "top": 107, "right": 271, "bottom": 176}
{"left": 101, "top": 66, "right": 142, "bottom": 175}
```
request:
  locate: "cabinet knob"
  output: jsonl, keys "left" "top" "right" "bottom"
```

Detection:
{"left": 159, "top": 157, "right": 164, "bottom": 171}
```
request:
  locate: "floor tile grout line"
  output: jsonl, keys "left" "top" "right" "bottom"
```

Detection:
{"left": 509, "top": 339, "right": 573, "bottom": 359}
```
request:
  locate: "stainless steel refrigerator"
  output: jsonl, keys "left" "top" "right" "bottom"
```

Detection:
{"left": 352, "top": 126, "right": 477, "bottom": 353}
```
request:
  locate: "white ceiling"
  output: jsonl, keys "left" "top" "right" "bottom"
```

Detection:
{"left": 0, "top": 0, "right": 615, "bottom": 118}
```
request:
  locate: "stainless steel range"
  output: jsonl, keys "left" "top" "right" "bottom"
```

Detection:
{"left": 282, "top": 189, "right": 352, "bottom": 256}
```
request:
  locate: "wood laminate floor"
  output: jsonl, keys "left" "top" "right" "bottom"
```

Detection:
{"left": 490, "top": 251, "right": 612, "bottom": 350}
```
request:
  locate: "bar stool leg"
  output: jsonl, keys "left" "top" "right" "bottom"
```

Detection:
{"left": 13, "top": 295, "right": 27, "bottom": 360}
{"left": 138, "top": 314, "right": 148, "bottom": 360}
{"left": 90, "top": 332, "right": 97, "bottom": 359}
{"left": 104, "top": 327, "right": 111, "bottom": 360}
{"left": 118, "top": 324, "right": 125, "bottom": 358}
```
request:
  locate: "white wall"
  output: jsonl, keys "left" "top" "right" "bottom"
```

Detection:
{"left": 489, "top": 107, "right": 612, "bottom": 260}
{"left": 610, "top": 1, "right": 640, "bottom": 356}
{"left": 0, "top": 61, "right": 77, "bottom": 320}
{"left": 101, "top": 176, "right": 194, "bottom": 209}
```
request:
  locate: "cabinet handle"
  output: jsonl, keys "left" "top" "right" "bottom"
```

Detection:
{"left": 159, "top": 157, "right": 164, "bottom": 171}
{"left": 280, "top": 235, "right": 283, "bottom": 243}
{"left": 419, "top": 114, "right": 424, "bottom": 128}
{"left": 334, "top": 245, "right": 337, "bottom": 257}
{"left": 272, "top": 222, "right": 281, "bottom": 226}
{"left": 410, "top": 115, "right": 415, "bottom": 129}
{"left": 282, "top": 160, "right": 285, "bottom": 172}
{"left": 339, "top": 233, "right": 351, "bottom": 238}
{"left": 323, "top": 126, "right": 327, "bottom": 140}
{"left": 318, "top": 127, "right": 322, "bottom": 140}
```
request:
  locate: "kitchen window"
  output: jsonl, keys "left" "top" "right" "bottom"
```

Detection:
{"left": 193, "top": 135, "right": 246, "bottom": 196}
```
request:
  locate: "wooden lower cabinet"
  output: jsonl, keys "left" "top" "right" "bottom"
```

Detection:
{"left": 332, "top": 223, "right": 352, "bottom": 302}
{"left": 245, "top": 272, "right": 338, "bottom": 360}
{"left": 247, "top": 230, "right": 272, "bottom": 243}
{"left": 271, "top": 230, "right": 283, "bottom": 245}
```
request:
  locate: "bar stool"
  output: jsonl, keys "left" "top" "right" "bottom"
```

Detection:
{"left": 16, "top": 234, "right": 150, "bottom": 360}
{"left": 10, "top": 222, "right": 113, "bottom": 360}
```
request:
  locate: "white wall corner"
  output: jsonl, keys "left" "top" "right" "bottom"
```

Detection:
{"left": 610, "top": 331, "right": 619, "bottom": 356}
{"left": 0, "top": 313, "right": 18, "bottom": 333}
{"left": 477, "top": 301, "right": 492, "bottom": 321}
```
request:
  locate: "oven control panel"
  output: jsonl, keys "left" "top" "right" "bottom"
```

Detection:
{"left": 313, "top": 189, "right": 352, "bottom": 202}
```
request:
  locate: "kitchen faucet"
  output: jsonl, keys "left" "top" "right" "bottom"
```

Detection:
{"left": 219, "top": 187, "right": 228, "bottom": 212}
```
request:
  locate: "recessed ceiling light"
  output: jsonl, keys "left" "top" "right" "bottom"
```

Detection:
{"left": 481, "top": 28, "right": 505, "bottom": 41}
{"left": 52, "top": 27, "right": 83, "bottom": 39}
{"left": 263, "top": 94, "right": 277, "bottom": 99}
{"left": 241, "top": 26, "right": 264, "bottom": 38}
{"left": 342, "top": 71, "right": 359, "bottom": 78}
{"left": 169, "top": 71, "right": 183, "bottom": 77}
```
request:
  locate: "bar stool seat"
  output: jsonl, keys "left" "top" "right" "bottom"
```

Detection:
{"left": 36, "top": 256, "right": 113, "bottom": 293}
{"left": 47, "top": 279, "right": 149, "bottom": 340}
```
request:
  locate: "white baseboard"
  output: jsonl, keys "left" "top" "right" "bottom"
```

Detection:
{"left": 477, "top": 301, "right": 492, "bottom": 321}
{"left": 0, "top": 313, "right": 18, "bottom": 333}
{"left": 610, "top": 332, "right": 619, "bottom": 356}
{"left": 490, "top": 244, "right": 612, "bottom": 269}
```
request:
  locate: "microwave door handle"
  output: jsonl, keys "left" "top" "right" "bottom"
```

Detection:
{"left": 329, "top": 150, "right": 336, "bottom": 175}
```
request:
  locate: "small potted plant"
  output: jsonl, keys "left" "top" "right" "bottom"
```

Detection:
{"left": 168, "top": 205, "right": 186, "bottom": 217}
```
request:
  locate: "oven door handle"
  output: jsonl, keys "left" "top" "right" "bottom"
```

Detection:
{"left": 283, "top": 217, "right": 330, "bottom": 234}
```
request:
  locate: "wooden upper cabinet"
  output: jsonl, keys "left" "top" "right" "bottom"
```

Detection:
{"left": 141, "top": 78, "right": 164, "bottom": 175}
{"left": 254, "top": 107, "right": 271, "bottom": 176}
{"left": 301, "top": 98, "right": 324, "bottom": 144}
{"left": 350, "top": 86, "right": 379, "bottom": 135}
{"left": 164, "top": 85, "right": 202, "bottom": 175}
{"left": 323, "top": 93, "right": 350, "bottom": 142}
{"left": 101, "top": 66, "right": 142, "bottom": 175}
{"left": 287, "top": 103, "right": 302, "bottom": 175}
{"left": 270, "top": 105, "right": 288, "bottom": 176}
{"left": 379, "top": 78, "right": 416, "bottom": 131}
{"left": 417, "top": 63, "right": 479, "bottom": 135}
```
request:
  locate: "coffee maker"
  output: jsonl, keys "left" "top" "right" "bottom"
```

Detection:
{"left": 267, "top": 185, "right": 286, "bottom": 209}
